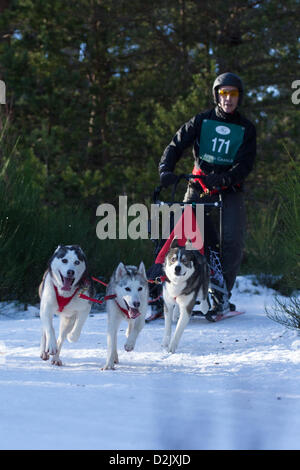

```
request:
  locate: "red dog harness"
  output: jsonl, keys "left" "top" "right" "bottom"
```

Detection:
{"left": 78, "top": 277, "right": 132, "bottom": 318}
{"left": 54, "top": 285, "right": 80, "bottom": 312}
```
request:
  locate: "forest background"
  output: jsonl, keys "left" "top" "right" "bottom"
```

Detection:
{"left": 0, "top": 0, "right": 299, "bottom": 304}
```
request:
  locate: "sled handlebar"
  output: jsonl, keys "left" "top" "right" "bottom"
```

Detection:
{"left": 153, "top": 173, "right": 222, "bottom": 207}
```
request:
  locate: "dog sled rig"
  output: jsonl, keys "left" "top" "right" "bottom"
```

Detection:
{"left": 79, "top": 174, "right": 243, "bottom": 322}
{"left": 145, "top": 173, "right": 244, "bottom": 322}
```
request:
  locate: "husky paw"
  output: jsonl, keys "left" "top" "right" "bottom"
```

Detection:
{"left": 40, "top": 351, "right": 49, "bottom": 361}
{"left": 67, "top": 331, "right": 80, "bottom": 343}
{"left": 51, "top": 358, "right": 63, "bottom": 366}
{"left": 47, "top": 339, "right": 58, "bottom": 356}
{"left": 124, "top": 342, "right": 134, "bottom": 352}
{"left": 168, "top": 342, "right": 177, "bottom": 354}
{"left": 102, "top": 363, "right": 115, "bottom": 371}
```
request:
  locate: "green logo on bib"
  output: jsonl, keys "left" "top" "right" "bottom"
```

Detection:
{"left": 199, "top": 119, "right": 245, "bottom": 165}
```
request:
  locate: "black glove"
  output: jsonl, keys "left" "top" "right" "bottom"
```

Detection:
{"left": 201, "top": 173, "right": 232, "bottom": 190}
{"left": 160, "top": 171, "right": 178, "bottom": 188}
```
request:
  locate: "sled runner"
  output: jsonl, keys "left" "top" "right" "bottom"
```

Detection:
{"left": 193, "top": 309, "right": 245, "bottom": 322}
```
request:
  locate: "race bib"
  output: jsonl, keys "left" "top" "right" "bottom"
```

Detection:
{"left": 199, "top": 119, "right": 245, "bottom": 165}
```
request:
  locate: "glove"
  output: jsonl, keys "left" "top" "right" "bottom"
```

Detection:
{"left": 201, "top": 173, "right": 232, "bottom": 190}
{"left": 160, "top": 171, "right": 178, "bottom": 187}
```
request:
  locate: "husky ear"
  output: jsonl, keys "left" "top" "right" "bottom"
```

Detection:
{"left": 48, "top": 245, "right": 62, "bottom": 268}
{"left": 115, "top": 262, "right": 127, "bottom": 281}
{"left": 138, "top": 261, "right": 146, "bottom": 279}
{"left": 72, "top": 244, "right": 83, "bottom": 253}
{"left": 170, "top": 236, "right": 179, "bottom": 249}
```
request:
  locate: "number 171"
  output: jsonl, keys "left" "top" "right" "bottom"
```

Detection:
{"left": 212, "top": 137, "right": 230, "bottom": 154}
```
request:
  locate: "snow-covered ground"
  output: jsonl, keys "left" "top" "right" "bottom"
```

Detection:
{"left": 0, "top": 276, "right": 299, "bottom": 451}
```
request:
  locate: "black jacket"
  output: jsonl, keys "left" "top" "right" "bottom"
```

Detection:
{"left": 159, "top": 106, "right": 256, "bottom": 190}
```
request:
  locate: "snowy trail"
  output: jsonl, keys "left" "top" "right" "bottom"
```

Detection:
{"left": 0, "top": 276, "right": 299, "bottom": 450}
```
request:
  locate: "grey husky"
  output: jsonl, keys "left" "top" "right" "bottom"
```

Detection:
{"left": 103, "top": 262, "right": 149, "bottom": 370}
{"left": 39, "top": 245, "right": 93, "bottom": 366}
{"left": 162, "top": 238, "right": 210, "bottom": 353}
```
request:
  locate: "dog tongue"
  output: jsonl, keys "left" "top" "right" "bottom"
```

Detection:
{"left": 62, "top": 277, "right": 74, "bottom": 291}
{"left": 128, "top": 308, "right": 141, "bottom": 319}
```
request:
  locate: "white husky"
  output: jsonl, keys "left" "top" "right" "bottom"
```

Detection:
{"left": 39, "top": 245, "right": 93, "bottom": 366}
{"left": 103, "top": 262, "right": 149, "bottom": 370}
{"left": 162, "top": 238, "right": 210, "bottom": 353}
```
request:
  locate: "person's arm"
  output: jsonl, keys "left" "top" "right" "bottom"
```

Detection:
{"left": 159, "top": 114, "right": 202, "bottom": 178}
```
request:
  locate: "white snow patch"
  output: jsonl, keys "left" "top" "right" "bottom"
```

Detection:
{"left": 0, "top": 276, "right": 299, "bottom": 450}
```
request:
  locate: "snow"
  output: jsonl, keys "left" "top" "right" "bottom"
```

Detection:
{"left": 0, "top": 275, "right": 299, "bottom": 450}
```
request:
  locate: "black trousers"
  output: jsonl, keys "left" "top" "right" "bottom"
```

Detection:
{"left": 183, "top": 183, "right": 246, "bottom": 293}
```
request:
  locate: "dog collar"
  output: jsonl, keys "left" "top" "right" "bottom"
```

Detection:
{"left": 53, "top": 285, "right": 80, "bottom": 312}
{"left": 115, "top": 300, "right": 130, "bottom": 318}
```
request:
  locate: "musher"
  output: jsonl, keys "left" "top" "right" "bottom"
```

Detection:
{"left": 159, "top": 72, "right": 256, "bottom": 317}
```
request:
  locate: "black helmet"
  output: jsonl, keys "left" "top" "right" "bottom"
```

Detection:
{"left": 212, "top": 72, "right": 244, "bottom": 106}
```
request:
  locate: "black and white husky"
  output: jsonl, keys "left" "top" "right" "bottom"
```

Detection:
{"left": 39, "top": 245, "right": 93, "bottom": 366}
{"left": 162, "top": 238, "right": 210, "bottom": 353}
{"left": 103, "top": 262, "right": 149, "bottom": 370}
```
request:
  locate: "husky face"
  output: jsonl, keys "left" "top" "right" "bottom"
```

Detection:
{"left": 164, "top": 242, "right": 196, "bottom": 284}
{"left": 113, "top": 262, "right": 148, "bottom": 319}
{"left": 49, "top": 245, "right": 87, "bottom": 292}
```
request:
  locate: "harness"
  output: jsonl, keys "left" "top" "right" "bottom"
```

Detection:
{"left": 78, "top": 276, "right": 136, "bottom": 319}
{"left": 78, "top": 275, "right": 167, "bottom": 317}
{"left": 78, "top": 277, "right": 118, "bottom": 307}
{"left": 53, "top": 285, "right": 80, "bottom": 313}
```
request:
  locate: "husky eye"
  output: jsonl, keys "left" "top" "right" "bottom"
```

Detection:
{"left": 62, "top": 259, "right": 68, "bottom": 264}
{"left": 171, "top": 256, "right": 177, "bottom": 263}
{"left": 74, "top": 260, "right": 80, "bottom": 265}
{"left": 138, "top": 287, "right": 143, "bottom": 291}
{"left": 125, "top": 287, "right": 131, "bottom": 292}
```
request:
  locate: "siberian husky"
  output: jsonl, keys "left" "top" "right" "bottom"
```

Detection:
{"left": 162, "top": 238, "right": 210, "bottom": 353}
{"left": 39, "top": 245, "right": 93, "bottom": 366}
{"left": 103, "top": 262, "right": 149, "bottom": 370}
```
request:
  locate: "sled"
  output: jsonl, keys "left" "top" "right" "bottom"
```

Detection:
{"left": 146, "top": 174, "right": 241, "bottom": 322}
{"left": 82, "top": 174, "right": 243, "bottom": 321}
{"left": 193, "top": 310, "right": 245, "bottom": 322}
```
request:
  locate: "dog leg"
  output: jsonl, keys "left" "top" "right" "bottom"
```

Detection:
{"left": 103, "top": 312, "right": 122, "bottom": 370}
{"left": 198, "top": 287, "right": 210, "bottom": 315}
{"left": 125, "top": 321, "right": 132, "bottom": 339}
{"left": 40, "top": 331, "right": 49, "bottom": 361}
{"left": 199, "top": 298, "right": 210, "bottom": 315}
{"left": 40, "top": 307, "right": 58, "bottom": 358}
{"left": 172, "top": 304, "right": 180, "bottom": 322}
{"left": 67, "top": 309, "right": 89, "bottom": 343}
{"left": 168, "top": 307, "right": 190, "bottom": 353}
{"left": 162, "top": 303, "right": 173, "bottom": 350}
{"left": 124, "top": 316, "right": 145, "bottom": 352}
{"left": 51, "top": 316, "right": 76, "bottom": 366}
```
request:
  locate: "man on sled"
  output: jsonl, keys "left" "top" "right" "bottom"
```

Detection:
{"left": 159, "top": 72, "right": 256, "bottom": 318}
